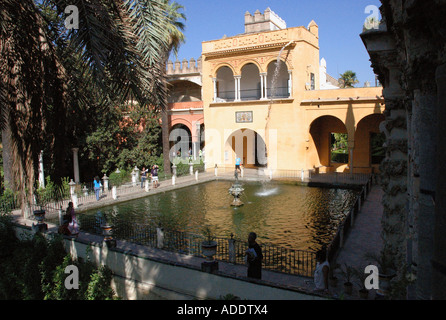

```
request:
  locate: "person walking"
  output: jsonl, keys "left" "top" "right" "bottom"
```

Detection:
{"left": 93, "top": 176, "right": 102, "bottom": 201}
{"left": 141, "top": 167, "right": 147, "bottom": 188}
{"left": 151, "top": 165, "right": 159, "bottom": 188}
{"left": 245, "top": 232, "right": 263, "bottom": 279}
{"left": 235, "top": 155, "right": 242, "bottom": 173}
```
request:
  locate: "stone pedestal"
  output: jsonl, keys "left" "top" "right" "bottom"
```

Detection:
{"left": 201, "top": 261, "right": 219, "bottom": 274}
{"left": 104, "top": 239, "right": 117, "bottom": 248}
{"left": 32, "top": 222, "right": 48, "bottom": 233}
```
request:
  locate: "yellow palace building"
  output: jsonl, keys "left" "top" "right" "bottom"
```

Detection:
{"left": 167, "top": 8, "right": 384, "bottom": 176}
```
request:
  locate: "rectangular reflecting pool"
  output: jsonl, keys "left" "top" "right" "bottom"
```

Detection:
{"left": 80, "top": 180, "right": 359, "bottom": 252}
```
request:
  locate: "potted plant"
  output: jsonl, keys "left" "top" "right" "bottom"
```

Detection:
{"left": 340, "top": 263, "right": 354, "bottom": 295}
{"left": 364, "top": 251, "right": 396, "bottom": 297}
{"left": 353, "top": 266, "right": 370, "bottom": 299}
{"left": 328, "top": 263, "right": 340, "bottom": 288}
{"left": 101, "top": 213, "right": 116, "bottom": 248}
{"left": 201, "top": 225, "right": 218, "bottom": 261}
{"left": 200, "top": 225, "right": 219, "bottom": 273}
{"left": 32, "top": 189, "right": 48, "bottom": 232}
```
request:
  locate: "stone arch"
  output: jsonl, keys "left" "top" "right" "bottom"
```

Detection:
{"left": 170, "top": 123, "right": 192, "bottom": 158}
{"left": 353, "top": 113, "right": 385, "bottom": 170}
{"left": 167, "top": 80, "right": 202, "bottom": 103}
{"left": 265, "top": 57, "right": 292, "bottom": 72}
{"left": 224, "top": 128, "right": 268, "bottom": 168}
{"left": 308, "top": 115, "right": 349, "bottom": 170}
{"left": 213, "top": 63, "right": 236, "bottom": 78}
{"left": 170, "top": 118, "right": 192, "bottom": 132}
{"left": 215, "top": 66, "right": 235, "bottom": 102}
{"left": 266, "top": 59, "right": 290, "bottom": 98}
{"left": 240, "top": 63, "right": 261, "bottom": 101}
{"left": 238, "top": 59, "right": 263, "bottom": 74}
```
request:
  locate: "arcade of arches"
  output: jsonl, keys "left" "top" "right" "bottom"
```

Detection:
{"left": 165, "top": 10, "right": 385, "bottom": 175}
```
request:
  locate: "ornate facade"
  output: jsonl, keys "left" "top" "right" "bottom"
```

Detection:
{"left": 167, "top": 8, "right": 384, "bottom": 177}
{"left": 361, "top": 0, "right": 446, "bottom": 299}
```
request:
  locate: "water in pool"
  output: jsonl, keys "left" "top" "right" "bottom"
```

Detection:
{"left": 82, "top": 180, "right": 359, "bottom": 252}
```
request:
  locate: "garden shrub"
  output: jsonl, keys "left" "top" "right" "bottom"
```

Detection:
{"left": 0, "top": 215, "right": 118, "bottom": 300}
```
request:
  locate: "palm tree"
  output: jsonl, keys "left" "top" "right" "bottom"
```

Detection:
{"left": 339, "top": 70, "right": 359, "bottom": 88}
{"left": 161, "top": 0, "right": 186, "bottom": 174}
{"left": 0, "top": 0, "right": 173, "bottom": 214}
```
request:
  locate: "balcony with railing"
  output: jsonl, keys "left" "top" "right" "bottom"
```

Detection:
{"left": 212, "top": 61, "right": 292, "bottom": 104}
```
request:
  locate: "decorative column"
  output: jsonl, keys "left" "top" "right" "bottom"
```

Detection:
{"left": 72, "top": 148, "right": 80, "bottom": 184}
{"left": 192, "top": 121, "right": 200, "bottom": 161}
{"left": 69, "top": 179, "right": 76, "bottom": 196}
{"left": 288, "top": 70, "right": 293, "bottom": 98}
{"left": 361, "top": 27, "right": 409, "bottom": 298}
{"left": 260, "top": 73, "right": 265, "bottom": 99}
{"left": 260, "top": 73, "right": 267, "bottom": 100}
{"left": 102, "top": 174, "right": 109, "bottom": 191}
{"left": 412, "top": 81, "right": 438, "bottom": 300}
{"left": 69, "top": 179, "right": 78, "bottom": 208}
{"left": 38, "top": 150, "right": 45, "bottom": 188}
{"left": 131, "top": 166, "right": 139, "bottom": 187}
{"left": 234, "top": 75, "right": 241, "bottom": 101}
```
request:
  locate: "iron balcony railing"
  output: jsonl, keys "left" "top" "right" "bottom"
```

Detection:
{"left": 215, "top": 87, "right": 290, "bottom": 102}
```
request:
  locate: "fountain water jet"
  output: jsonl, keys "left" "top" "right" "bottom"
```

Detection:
{"left": 270, "top": 40, "right": 293, "bottom": 100}
{"left": 228, "top": 170, "right": 245, "bottom": 207}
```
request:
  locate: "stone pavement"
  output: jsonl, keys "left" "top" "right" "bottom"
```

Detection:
{"left": 330, "top": 185, "right": 383, "bottom": 299}
{"left": 12, "top": 170, "right": 384, "bottom": 300}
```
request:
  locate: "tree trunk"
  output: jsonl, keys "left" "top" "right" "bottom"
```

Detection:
{"left": 161, "top": 108, "right": 171, "bottom": 174}
{"left": 1, "top": 126, "right": 15, "bottom": 192}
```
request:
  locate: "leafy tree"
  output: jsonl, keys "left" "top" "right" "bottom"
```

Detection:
{"left": 161, "top": 0, "right": 186, "bottom": 174}
{"left": 0, "top": 0, "right": 174, "bottom": 215}
{"left": 84, "top": 102, "right": 163, "bottom": 174}
{"left": 339, "top": 70, "right": 359, "bottom": 88}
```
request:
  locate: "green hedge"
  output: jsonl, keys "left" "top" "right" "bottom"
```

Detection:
{"left": 0, "top": 214, "right": 119, "bottom": 300}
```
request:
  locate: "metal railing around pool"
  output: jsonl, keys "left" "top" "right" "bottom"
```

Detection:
{"left": 77, "top": 215, "right": 317, "bottom": 278}
{"left": 31, "top": 169, "right": 373, "bottom": 279}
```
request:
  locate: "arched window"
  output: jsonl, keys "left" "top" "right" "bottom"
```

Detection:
{"left": 215, "top": 66, "right": 235, "bottom": 102}
{"left": 267, "top": 60, "right": 290, "bottom": 99}
{"left": 240, "top": 63, "right": 261, "bottom": 101}
{"left": 170, "top": 124, "right": 192, "bottom": 159}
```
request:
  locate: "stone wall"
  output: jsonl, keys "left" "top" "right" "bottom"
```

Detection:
{"left": 361, "top": 0, "right": 446, "bottom": 300}
{"left": 167, "top": 57, "right": 202, "bottom": 75}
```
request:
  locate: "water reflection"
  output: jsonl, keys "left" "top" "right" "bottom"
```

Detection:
{"left": 83, "top": 181, "right": 359, "bottom": 251}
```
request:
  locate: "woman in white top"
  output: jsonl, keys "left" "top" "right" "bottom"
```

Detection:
{"left": 314, "top": 249, "right": 330, "bottom": 292}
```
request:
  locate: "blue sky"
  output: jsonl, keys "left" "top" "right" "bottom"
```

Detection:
{"left": 170, "top": 0, "right": 382, "bottom": 85}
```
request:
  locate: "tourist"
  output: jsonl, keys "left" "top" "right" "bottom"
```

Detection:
{"left": 313, "top": 249, "right": 330, "bottom": 293}
{"left": 141, "top": 167, "right": 147, "bottom": 188}
{"left": 66, "top": 201, "right": 79, "bottom": 236}
{"left": 151, "top": 164, "right": 159, "bottom": 188}
{"left": 245, "top": 232, "right": 263, "bottom": 279}
{"left": 94, "top": 176, "right": 102, "bottom": 201}
{"left": 58, "top": 209, "right": 72, "bottom": 236}
{"left": 235, "top": 155, "right": 241, "bottom": 173}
